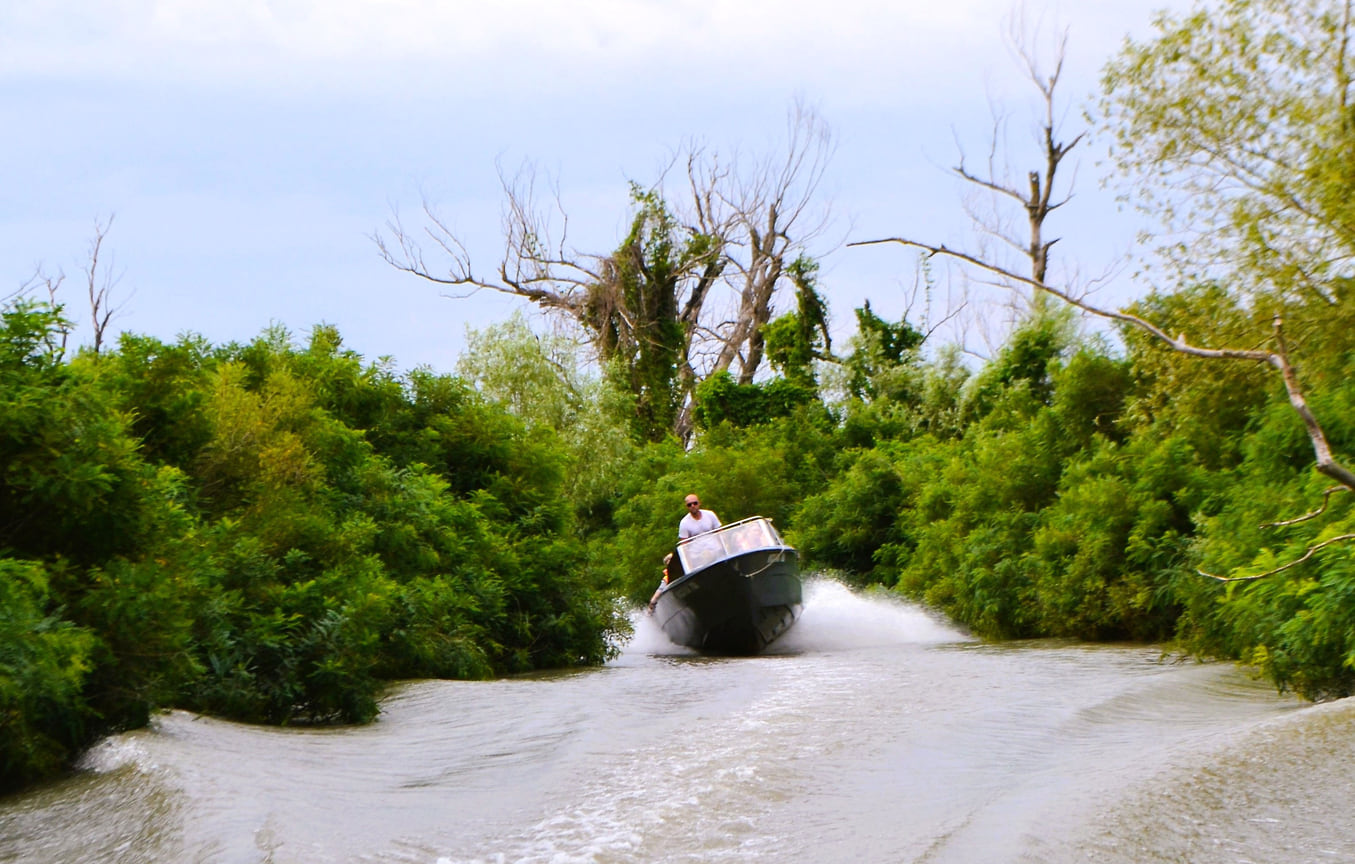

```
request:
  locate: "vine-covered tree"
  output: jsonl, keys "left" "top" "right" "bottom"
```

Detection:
{"left": 376, "top": 104, "right": 834, "bottom": 443}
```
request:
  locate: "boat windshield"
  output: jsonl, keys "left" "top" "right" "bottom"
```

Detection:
{"left": 677, "top": 517, "right": 783, "bottom": 573}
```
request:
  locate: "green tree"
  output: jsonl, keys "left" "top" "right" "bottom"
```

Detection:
{"left": 1100, "top": 0, "right": 1355, "bottom": 308}
{"left": 841, "top": 301, "right": 925, "bottom": 403}
{"left": 856, "top": 0, "right": 1355, "bottom": 697}
{"left": 0, "top": 559, "right": 96, "bottom": 793}
{"left": 0, "top": 307, "right": 631, "bottom": 790}
{"left": 692, "top": 372, "right": 820, "bottom": 431}
{"left": 958, "top": 309, "right": 1074, "bottom": 426}
{"left": 1092, "top": 0, "right": 1355, "bottom": 496}
{"left": 456, "top": 312, "right": 638, "bottom": 532}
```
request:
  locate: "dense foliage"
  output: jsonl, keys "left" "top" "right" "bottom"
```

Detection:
{"left": 0, "top": 303, "right": 624, "bottom": 793}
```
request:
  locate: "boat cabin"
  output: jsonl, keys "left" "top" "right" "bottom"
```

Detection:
{"left": 674, "top": 516, "right": 787, "bottom": 576}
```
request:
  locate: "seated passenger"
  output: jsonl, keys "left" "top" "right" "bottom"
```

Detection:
{"left": 647, "top": 553, "right": 673, "bottom": 614}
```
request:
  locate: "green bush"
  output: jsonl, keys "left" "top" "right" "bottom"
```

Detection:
{"left": 0, "top": 559, "right": 96, "bottom": 792}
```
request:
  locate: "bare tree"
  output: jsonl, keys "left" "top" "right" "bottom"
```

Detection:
{"left": 376, "top": 103, "right": 834, "bottom": 442}
{"left": 702, "top": 105, "right": 834, "bottom": 382}
{"left": 12, "top": 266, "right": 72, "bottom": 357}
{"left": 83, "top": 215, "right": 127, "bottom": 356}
{"left": 953, "top": 17, "right": 1082, "bottom": 291}
{"left": 12, "top": 215, "right": 127, "bottom": 357}
{"left": 919, "top": 12, "right": 1091, "bottom": 363}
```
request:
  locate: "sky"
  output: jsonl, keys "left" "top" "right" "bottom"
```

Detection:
{"left": 1, "top": 0, "right": 1193, "bottom": 374}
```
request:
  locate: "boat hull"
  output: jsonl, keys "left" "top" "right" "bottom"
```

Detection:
{"left": 653, "top": 547, "right": 802, "bottom": 654}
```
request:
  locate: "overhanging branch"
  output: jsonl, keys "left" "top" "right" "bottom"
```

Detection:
{"left": 848, "top": 234, "right": 1355, "bottom": 581}
{"left": 1199, "top": 534, "right": 1355, "bottom": 583}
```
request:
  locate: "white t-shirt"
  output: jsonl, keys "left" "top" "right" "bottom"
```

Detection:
{"left": 679, "top": 509, "right": 721, "bottom": 539}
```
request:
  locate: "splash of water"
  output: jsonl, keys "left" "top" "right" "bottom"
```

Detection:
{"left": 624, "top": 611, "right": 696, "bottom": 657}
{"left": 620, "top": 576, "right": 968, "bottom": 659}
{"left": 775, "top": 577, "right": 969, "bottom": 652}
{"left": 78, "top": 731, "right": 153, "bottom": 775}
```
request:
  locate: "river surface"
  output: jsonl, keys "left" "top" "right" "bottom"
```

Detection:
{"left": 3, "top": 579, "right": 1354, "bottom": 863}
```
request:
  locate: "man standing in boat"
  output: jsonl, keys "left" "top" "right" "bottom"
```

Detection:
{"left": 679, "top": 494, "right": 720, "bottom": 539}
{"left": 648, "top": 495, "right": 722, "bottom": 613}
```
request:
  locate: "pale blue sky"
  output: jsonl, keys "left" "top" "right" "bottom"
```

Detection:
{"left": 2, "top": 1, "right": 1187, "bottom": 372}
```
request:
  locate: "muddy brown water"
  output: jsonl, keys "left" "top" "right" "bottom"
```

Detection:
{"left": 3, "top": 579, "right": 1352, "bottom": 863}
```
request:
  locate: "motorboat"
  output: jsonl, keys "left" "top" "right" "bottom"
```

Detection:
{"left": 651, "top": 516, "right": 802, "bottom": 654}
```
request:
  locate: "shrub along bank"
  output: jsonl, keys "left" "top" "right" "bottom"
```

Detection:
{"left": 0, "top": 302, "right": 624, "bottom": 793}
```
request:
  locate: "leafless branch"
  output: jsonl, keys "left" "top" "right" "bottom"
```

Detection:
{"left": 12, "top": 266, "right": 71, "bottom": 355}
{"left": 374, "top": 168, "right": 601, "bottom": 319}
{"left": 896, "top": 254, "right": 968, "bottom": 347}
{"left": 15, "top": 266, "right": 64, "bottom": 304}
{"left": 1261, "top": 487, "right": 1352, "bottom": 528}
{"left": 1199, "top": 534, "right": 1355, "bottom": 583}
{"left": 849, "top": 234, "right": 1355, "bottom": 565}
{"left": 85, "top": 215, "right": 129, "bottom": 356}
{"left": 950, "top": 14, "right": 1082, "bottom": 294}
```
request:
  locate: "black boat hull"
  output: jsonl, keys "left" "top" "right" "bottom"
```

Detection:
{"left": 653, "top": 546, "right": 802, "bottom": 654}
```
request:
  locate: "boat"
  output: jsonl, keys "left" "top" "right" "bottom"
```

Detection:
{"left": 650, "top": 516, "right": 802, "bottom": 654}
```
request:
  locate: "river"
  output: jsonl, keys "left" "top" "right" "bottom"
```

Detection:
{"left": 2, "top": 579, "right": 1353, "bottom": 863}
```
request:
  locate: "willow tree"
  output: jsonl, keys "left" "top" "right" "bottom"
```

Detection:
{"left": 376, "top": 105, "right": 834, "bottom": 443}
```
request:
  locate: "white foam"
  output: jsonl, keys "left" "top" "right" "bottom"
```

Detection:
{"left": 775, "top": 577, "right": 969, "bottom": 652}
{"left": 620, "top": 609, "right": 697, "bottom": 657}
{"left": 77, "top": 734, "right": 151, "bottom": 774}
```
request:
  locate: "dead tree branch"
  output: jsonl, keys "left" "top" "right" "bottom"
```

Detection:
{"left": 13, "top": 267, "right": 71, "bottom": 356}
{"left": 850, "top": 236, "right": 1355, "bottom": 494}
{"left": 953, "top": 19, "right": 1083, "bottom": 290}
{"left": 852, "top": 236, "right": 1355, "bottom": 587}
{"left": 1199, "top": 534, "right": 1355, "bottom": 583}
{"left": 1261, "top": 487, "right": 1352, "bottom": 528}
{"left": 84, "top": 215, "right": 127, "bottom": 356}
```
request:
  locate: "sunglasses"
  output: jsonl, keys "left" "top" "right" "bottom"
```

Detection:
{"left": 686, "top": 501, "right": 700, "bottom": 507}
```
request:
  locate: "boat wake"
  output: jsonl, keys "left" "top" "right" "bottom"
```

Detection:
{"left": 623, "top": 576, "right": 968, "bottom": 659}
{"left": 769, "top": 577, "right": 970, "bottom": 653}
